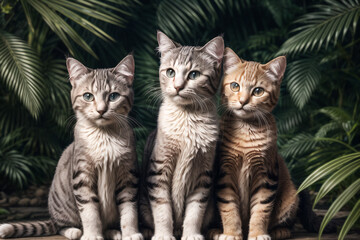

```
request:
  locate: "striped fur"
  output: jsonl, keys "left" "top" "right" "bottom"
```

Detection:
{"left": 139, "top": 31, "right": 224, "bottom": 240}
{"left": 214, "top": 48, "right": 298, "bottom": 240}
{"left": 0, "top": 55, "right": 143, "bottom": 240}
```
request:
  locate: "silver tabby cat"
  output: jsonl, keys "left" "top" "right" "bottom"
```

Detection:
{"left": 0, "top": 55, "right": 143, "bottom": 240}
{"left": 139, "top": 31, "right": 224, "bottom": 240}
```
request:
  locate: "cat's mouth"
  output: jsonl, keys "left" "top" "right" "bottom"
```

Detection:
{"left": 170, "top": 93, "right": 193, "bottom": 105}
{"left": 94, "top": 116, "right": 113, "bottom": 125}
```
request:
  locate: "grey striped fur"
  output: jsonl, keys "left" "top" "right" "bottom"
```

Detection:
{"left": 139, "top": 31, "right": 224, "bottom": 240}
{"left": 0, "top": 55, "right": 143, "bottom": 240}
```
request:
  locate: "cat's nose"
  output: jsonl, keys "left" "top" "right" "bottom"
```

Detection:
{"left": 97, "top": 110, "right": 105, "bottom": 116}
{"left": 239, "top": 97, "right": 248, "bottom": 105}
{"left": 174, "top": 86, "right": 184, "bottom": 93}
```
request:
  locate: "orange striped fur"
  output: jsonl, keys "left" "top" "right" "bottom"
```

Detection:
{"left": 214, "top": 48, "right": 299, "bottom": 240}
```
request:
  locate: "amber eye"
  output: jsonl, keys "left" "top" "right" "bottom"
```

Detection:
{"left": 83, "top": 92, "right": 94, "bottom": 102}
{"left": 166, "top": 68, "right": 175, "bottom": 78}
{"left": 230, "top": 82, "right": 240, "bottom": 92}
{"left": 188, "top": 71, "right": 200, "bottom": 80}
{"left": 253, "top": 87, "right": 264, "bottom": 96}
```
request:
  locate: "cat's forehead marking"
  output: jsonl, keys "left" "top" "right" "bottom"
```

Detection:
{"left": 244, "top": 62, "right": 260, "bottom": 84}
{"left": 91, "top": 70, "right": 111, "bottom": 92}
{"left": 175, "top": 46, "right": 194, "bottom": 65}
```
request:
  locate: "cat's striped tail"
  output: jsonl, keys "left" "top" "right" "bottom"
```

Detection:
{"left": 0, "top": 219, "right": 56, "bottom": 238}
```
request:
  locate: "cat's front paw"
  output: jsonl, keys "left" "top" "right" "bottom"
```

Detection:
{"left": 123, "top": 233, "right": 143, "bottom": 240}
{"left": 80, "top": 234, "right": 104, "bottom": 240}
{"left": 181, "top": 234, "right": 204, "bottom": 240}
{"left": 151, "top": 235, "right": 176, "bottom": 240}
{"left": 248, "top": 234, "right": 271, "bottom": 240}
{"left": 105, "top": 229, "right": 122, "bottom": 240}
{"left": 213, "top": 234, "right": 242, "bottom": 240}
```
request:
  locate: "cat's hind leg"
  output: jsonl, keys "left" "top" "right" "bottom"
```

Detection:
{"left": 269, "top": 157, "right": 299, "bottom": 239}
{"left": 59, "top": 227, "right": 82, "bottom": 240}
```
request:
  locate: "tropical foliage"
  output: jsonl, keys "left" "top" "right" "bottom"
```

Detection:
{"left": 0, "top": 0, "right": 359, "bottom": 237}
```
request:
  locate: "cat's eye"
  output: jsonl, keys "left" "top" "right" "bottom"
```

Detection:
{"left": 230, "top": 82, "right": 240, "bottom": 92}
{"left": 166, "top": 68, "right": 175, "bottom": 78}
{"left": 109, "top": 92, "right": 120, "bottom": 102}
{"left": 83, "top": 93, "right": 94, "bottom": 102}
{"left": 188, "top": 71, "right": 200, "bottom": 80}
{"left": 253, "top": 87, "right": 264, "bottom": 96}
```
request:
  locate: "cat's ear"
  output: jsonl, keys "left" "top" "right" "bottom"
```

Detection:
{"left": 223, "top": 47, "right": 243, "bottom": 74}
{"left": 66, "top": 58, "right": 89, "bottom": 86}
{"left": 157, "top": 31, "right": 178, "bottom": 53}
{"left": 113, "top": 54, "right": 135, "bottom": 86}
{"left": 200, "top": 36, "right": 224, "bottom": 66}
{"left": 264, "top": 56, "right": 286, "bottom": 82}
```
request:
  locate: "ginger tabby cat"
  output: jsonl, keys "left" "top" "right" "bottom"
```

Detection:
{"left": 215, "top": 48, "right": 298, "bottom": 240}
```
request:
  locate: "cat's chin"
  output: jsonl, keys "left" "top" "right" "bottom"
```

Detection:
{"left": 170, "top": 95, "right": 192, "bottom": 105}
{"left": 93, "top": 118, "right": 114, "bottom": 126}
{"left": 233, "top": 109, "right": 254, "bottom": 119}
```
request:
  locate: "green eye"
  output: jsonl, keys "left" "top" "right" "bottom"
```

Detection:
{"left": 109, "top": 92, "right": 120, "bottom": 102}
{"left": 230, "top": 82, "right": 240, "bottom": 92}
{"left": 253, "top": 87, "right": 264, "bottom": 96}
{"left": 188, "top": 71, "right": 200, "bottom": 80}
{"left": 166, "top": 68, "right": 175, "bottom": 78}
{"left": 83, "top": 93, "right": 94, "bottom": 102}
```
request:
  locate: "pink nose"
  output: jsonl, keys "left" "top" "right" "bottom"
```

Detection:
{"left": 97, "top": 110, "right": 105, "bottom": 115}
{"left": 175, "top": 86, "right": 183, "bottom": 93}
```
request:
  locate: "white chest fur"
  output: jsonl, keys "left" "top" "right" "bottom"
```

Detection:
{"left": 76, "top": 124, "right": 131, "bottom": 165}
{"left": 158, "top": 101, "right": 218, "bottom": 226}
{"left": 75, "top": 123, "right": 132, "bottom": 228}
{"left": 158, "top": 101, "right": 218, "bottom": 153}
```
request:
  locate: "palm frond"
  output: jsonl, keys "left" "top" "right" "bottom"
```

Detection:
{"left": 318, "top": 106, "right": 352, "bottom": 123}
{"left": 278, "top": 0, "right": 360, "bottom": 55}
{"left": 156, "top": 0, "right": 214, "bottom": 43}
{"left": 276, "top": 107, "right": 309, "bottom": 133}
{"left": 319, "top": 178, "right": 360, "bottom": 238}
{"left": 298, "top": 152, "right": 360, "bottom": 192}
{"left": 0, "top": 31, "right": 46, "bottom": 118}
{"left": 22, "top": 0, "right": 134, "bottom": 58}
{"left": 338, "top": 199, "right": 360, "bottom": 240}
{"left": 279, "top": 133, "right": 317, "bottom": 158}
{"left": 0, "top": 149, "right": 34, "bottom": 189}
{"left": 314, "top": 157, "right": 360, "bottom": 205}
{"left": 43, "top": 58, "right": 72, "bottom": 128}
{"left": 315, "top": 121, "right": 341, "bottom": 138}
{"left": 285, "top": 58, "right": 321, "bottom": 109}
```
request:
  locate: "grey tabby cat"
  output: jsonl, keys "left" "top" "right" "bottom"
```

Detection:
{"left": 139, "top": 31, "right": 224, "bottom": 240}
{"left": 0, "top": 55, "right": 143, "bottom": 240}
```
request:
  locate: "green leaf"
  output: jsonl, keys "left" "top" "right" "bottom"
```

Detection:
{"left": 0, "top": 31, "right": 45, "bottom": 118}
{"left": 314, "top": 157, "right": 360, "bottom": 206}
{"left": 319, "top": 178, "right": 360, "bottom": 238}
{"left": 298, "top": 152, "right": 360, "bottom": 192}
{"left": 338, "top": 199, "right": 360, "bottom": 240}
{"left": 318, "top": 106, "right": 352, "bottom": 123}
{"left": 278, "top": 0, "right": 360, "bottom": 55}
{"left": 286, "top": 58, "right": 321, "bottom": 109}
{"left": 0, "top": 208, "right": 9, "bottom": 215}
{"left": 280, "top": 133, "right": 317, "bottom": 158}
{"left": 315, "top": 122, "right": 341, "bottom": 138}
{"left": 23, "top": 0, "right": 132, "bottom": 58}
